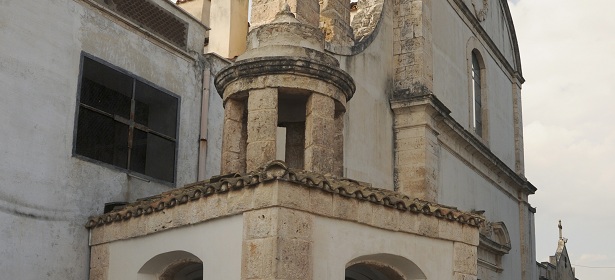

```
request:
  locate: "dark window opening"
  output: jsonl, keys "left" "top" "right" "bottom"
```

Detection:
{"left": 471, "top": 51, "right": 483, "bottom": 137}
{"left": 75, "top": 56, "right": 178, "bottom": 183}
{"left": 278, "top": 93, "right": 308, "bottom": 169}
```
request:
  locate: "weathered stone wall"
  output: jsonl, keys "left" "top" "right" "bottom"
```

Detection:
{"left": 0, "top": 0, "right": 207, "bottom": 278}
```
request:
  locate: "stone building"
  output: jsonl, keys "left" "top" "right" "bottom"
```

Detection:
{"left": 0, "top": 0, "right": 574, "bottom": 279}
{"left": 536, "top": 222, "right": 579, "bottom": 280}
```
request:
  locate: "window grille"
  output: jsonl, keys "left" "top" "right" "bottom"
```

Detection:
{"left": 75, "top": 56, "right": 179, "bottom": 183}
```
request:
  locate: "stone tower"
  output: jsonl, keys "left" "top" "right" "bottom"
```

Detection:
{"left": 214, "top": 3, "right": 355, "bottom": 176}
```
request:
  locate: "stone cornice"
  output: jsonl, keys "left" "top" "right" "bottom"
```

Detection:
{"left": 214, "top": 56, "right": 356, "bottom": 101}
{"left": 390, "top": 92, "right": 537, "bottom": 195}
{"left": 449, "top": 0, "right": 524, "bottom": 83}
{"left": 85, "top": 161, "right": 483, "bottom": 230}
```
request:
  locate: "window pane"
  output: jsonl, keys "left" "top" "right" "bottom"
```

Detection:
{"left": 76, "top": 108, "right": 129, "bottom": 168}
{"left": 81, "top": 58, "right": 132, "bottom": 118}
{"left": 130, "top": 129, "right": 148, "bottom": 175}
{"left": 129, "top": 129, "right": 176, "bottom": 182}
{"left": 134, "top": 81, "right": 178, "bottom": 138}
{"left": 144, "top": 133, "right": 176, "bottom": 182}
{"left": 80, "top": 78, "right": 132, "bottom": 118}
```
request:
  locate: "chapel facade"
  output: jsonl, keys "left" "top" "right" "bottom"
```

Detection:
{"left": 0, "top": 0, "right": 556, "bottom": 279}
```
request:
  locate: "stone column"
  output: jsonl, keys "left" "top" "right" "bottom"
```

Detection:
{"left": 222, "top": 98, "right": 247, "bottom": 174}
{"left": 250, "top": 0, "right": 320, "bottom": 28}
{"left": 246, "top": 88, "right": 278, "bottom": 171}
{"left": 304, "top": 93, "right": 335, "bottom": 173}
{"left": 285, "top": 122, "right": 305, "bottom": 169}
{"left": 332, "top": 112, "right": 344, "bottom": 176}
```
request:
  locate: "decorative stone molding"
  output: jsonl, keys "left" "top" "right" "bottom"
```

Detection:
{"left": 480, "top": 221, "right": 511, "bottom": 254}
{"left": 478, "top": 221, "right": 511, "bottom": 273}
{"left": 451, "top": 0, "right": 524, "bottom": 82}
{"left": 85, "top": 161, "right": 484, "bottom": 230}
{"left": 471, "top": 0, "right": 489, "bottom": 22}
{"left": 214, "top": 56, "right": 355, "bottom": 103}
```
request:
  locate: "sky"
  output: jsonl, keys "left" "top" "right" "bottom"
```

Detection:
{"left": 508, "top": 0, "right": 615, "bottom": 279}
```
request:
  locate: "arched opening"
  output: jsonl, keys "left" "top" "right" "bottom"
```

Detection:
{"left": 345, "top": 263, "right": 404, "bottom": 280}
{"left": 471, "top": 49, "right": 485, "bottom": 137}
{"left": 159, "top": 260, "right": 203, "bottom": 280}
{"left": 346, "top": 254, "right": 427, "bottom": 280}
{"left": 138, "top": 251, "right": 203, "bottom": 280}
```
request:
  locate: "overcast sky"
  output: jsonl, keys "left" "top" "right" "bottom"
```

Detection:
{"left": 508, "top": 0, "right": 615, "bottom": 279}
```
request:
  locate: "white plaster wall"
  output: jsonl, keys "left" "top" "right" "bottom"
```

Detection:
{"left": 438, "top": 148, "right": 522, "bottom": 280}
{"left": 432, "top": 0, "right": 517, "bottom": 168}
{"left": 432, "top": 1, "right": 471, "bottom": 127}
{"left": 337, "top": 1, "right": 395, "bottom": 189}
{"left": 0, "top": 0, "right": 206, "bottom": 278}
{"left": 107, "top": 215, "right": 243, "bottom": 280}
{"left": 203, "top": 55, "right": 229, "bottom": 179}
{"left": 312, "top": 215, "right": 454, "bottom": 279}
{"left": 486, "top": 57, "right": 516, "bottom": 167}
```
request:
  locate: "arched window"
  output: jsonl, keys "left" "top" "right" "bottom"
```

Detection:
{"left": 471, "top": 50, "right": 484, "bottom": 137}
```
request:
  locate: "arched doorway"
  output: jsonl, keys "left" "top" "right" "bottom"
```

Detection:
{"left": 345, "top": 253, "right": 427, "bottom": 280}
{"left": 345, "top": 262, "right": 404, "bottom": 280}
{"left": 138, "top": 250, "right": 203, "bottom": 280}
{"left": 159, "top": 259, "right": 203, "bottom": 280}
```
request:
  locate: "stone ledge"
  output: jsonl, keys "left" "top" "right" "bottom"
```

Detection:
{"left": 214, "top": 56, "right": 356, "bottom": 102}
{"left": 390, "top": 92, "right": 536, "bottom": 195}
{"left": 86, "top": 161, "right": 483, "bottom": 245}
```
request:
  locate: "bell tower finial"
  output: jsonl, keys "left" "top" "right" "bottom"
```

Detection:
{"left": 558, "top": 220, "right": 563, "bottom": 239}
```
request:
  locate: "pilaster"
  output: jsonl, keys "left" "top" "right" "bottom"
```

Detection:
{"left": 393, "top": 0, "right": 434, "bottom": 93}
{"left": 512, "top": 79, "right": 525, "bottom": 175}
{"left": 242, "top": 207, "right": 313, "bottom": 280}
{"left": 391, "top": 99, "right": 440, "bottom": 202}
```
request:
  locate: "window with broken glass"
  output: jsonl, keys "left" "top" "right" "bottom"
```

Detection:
{"left": 75, "top": 56, "right": 179, "bottom": 183}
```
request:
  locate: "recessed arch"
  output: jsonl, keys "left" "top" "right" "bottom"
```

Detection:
{"left": 346, "top": 253, "right": 427, "bottom": 280}
{"left": 138, "top": 250, "right": 203, "bottom": 280}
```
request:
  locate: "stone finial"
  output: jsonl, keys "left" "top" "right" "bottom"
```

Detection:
{"left": 273, "top": 2, "right": 299, "bottom": 23}
{"left": 281, "top": 2, "right": 291, "bottom": 14}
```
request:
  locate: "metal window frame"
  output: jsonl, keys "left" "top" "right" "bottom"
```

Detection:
{"left": 72, "top": 52, "right": 181, "bottom": 185}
